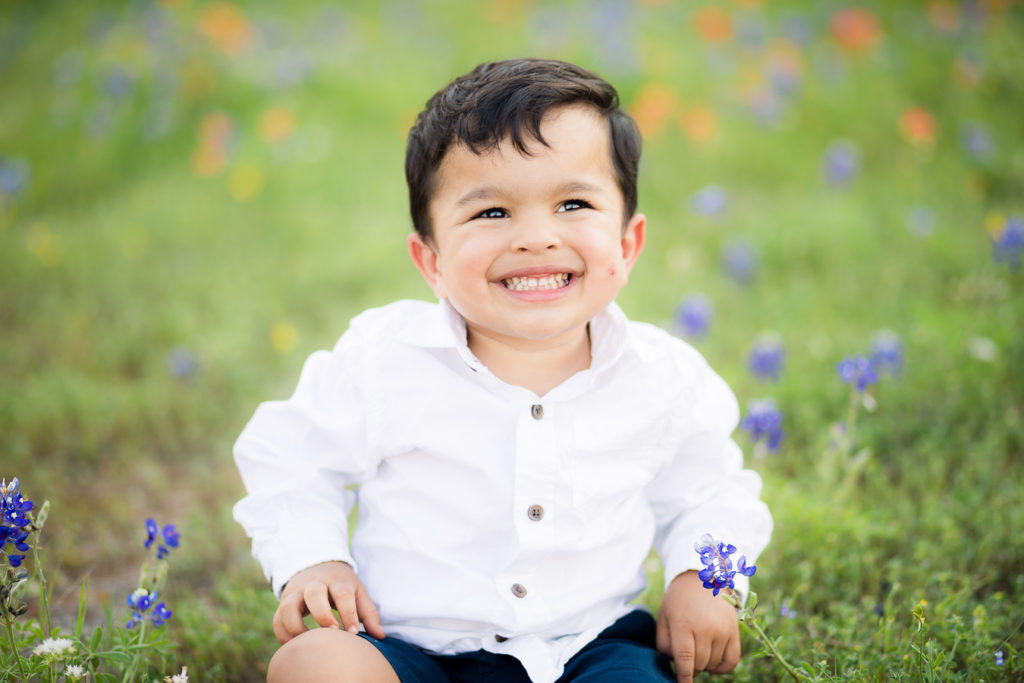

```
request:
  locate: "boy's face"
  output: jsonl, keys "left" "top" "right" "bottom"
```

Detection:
{"left": 408, "top": 104, "right": 645, "bottom": 353}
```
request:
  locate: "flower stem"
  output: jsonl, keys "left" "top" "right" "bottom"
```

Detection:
{"left": 3, "top": 615, "right": 28, "bottom": 680}
{"left": 724, "top": 593, "right": 809, "bottom": 682}
{"left": 122, "top": 621, "right": 147, "bottom": 683}
{"left": 32, "top": 543, "right": 52, "bottom": 637}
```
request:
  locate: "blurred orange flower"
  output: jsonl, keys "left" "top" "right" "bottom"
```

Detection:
{"left": 927, "top": 1, "right": 960, "bottom": 31}
{"left": 679, "top": 106, "right": 717, "bottom": 143}
{"left": 831, "top": 8, "right": 882, "bottom": 53}
{"left": 629, "top": 83, "right": 678, "bottom": 138}
{"left": 900, "top": 107, "right": 937, "bottom": 145}
{"left": 198, "top": 3, "right": 255, "bottom": 55}
{"left": 260, "top": 107, "right": 295, "bottom": 142}
{"left": 693, "top": 7, "right": 733, "bottom": 43}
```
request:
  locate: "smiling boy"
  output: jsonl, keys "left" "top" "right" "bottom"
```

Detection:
{"left": 234, "top": 59, "right": 772, "bottom": 683}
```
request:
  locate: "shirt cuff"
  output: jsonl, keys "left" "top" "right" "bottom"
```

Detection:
{"left": 260, "top": 522, "right": 356, "bottom": 597}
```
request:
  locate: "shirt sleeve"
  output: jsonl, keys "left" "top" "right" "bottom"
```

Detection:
{"left": 646, "top": 351, "right": 773, "bottom": 598}
{"left": 232, "top": 327, "right": 379, "bottom": 597}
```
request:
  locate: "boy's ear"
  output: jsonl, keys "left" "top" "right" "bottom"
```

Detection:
{"left": 621, "top": 213, "right": 646, "bottom": 274}
{"left": 408, "top": 233, "right": 446, "bottom": 299}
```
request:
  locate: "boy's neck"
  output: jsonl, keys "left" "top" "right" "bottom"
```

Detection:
{"left": 467, "top": 325, "right": 592, "bottom": 397}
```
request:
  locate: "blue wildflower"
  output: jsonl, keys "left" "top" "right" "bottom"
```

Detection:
{"left": 144, "top": 518, "right": 180, "bottom": 559}
{"left": 694, "top": 533, "right": 756, "bottom": 597}
{"left": 747, "top": 335, "right": 785, "bottom": 381}
{"left": 780, "top": 601, "right": 797, "bottom": 619}
{"left": 674, "top": 295, "right": 713, "bottom": 339}
{"left": 165, "top": 347, "right": 198, "bottom": 379}
{"left": 837, "top": 355, "right": 878, "bottom": 392}
{"left": 960, "top": 122, "right": 993, "bottom": 162}
{"left": 823, "top": 140, "right": 859, "bottom": 186}
{"left": 995, "top": 650, "right": 1004, "bottom": 666}
{"left": 721, "top": 238, "right": 758, "bottom": 285}
{"left": 0, "top": 158, "right": 29, "bottom": 198}
{"left": 906, "top": 205, "right": 936, "bottom": 237}
{"left": 740, "top": 398, "right": 785, "bottom": 452}
{"left": 870, "top": 331, "right": 903, "bottom": 376}
{"left": 126, "top": 588, "right": 172, "bottom": 628}
{"left": 1, "top": 478, "right": 34, "bottom": 568}
{"left": 992, "top": 216, "right": 1023, "bottom": 271}
{"left": 691, "top": 185, "right": 728, "bottom": 217}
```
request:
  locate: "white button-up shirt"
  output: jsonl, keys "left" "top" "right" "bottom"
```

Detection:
{"left": 233, "top": 299, "right": 772, "bottom": 683}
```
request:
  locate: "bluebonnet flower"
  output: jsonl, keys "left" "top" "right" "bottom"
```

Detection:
{"left": 721, "top": 238, "right": 758, "bottom": 285}
{"left": 740, "top": 398, "right": 785, "bottom": 452}
{"left": 0, "top": 157, "right": 29, "bottom": 198}
{"left": 1, "top": 477, "right": 33, "bottom": 567}
{"left": 906, "top": 205, "right": 936, "bottom": 237}
{"left": 837, "top": 355, "right": 878, "bottom": 392}
{"left": 960, "top": 122, "right": 993, "bottom": 161}
{"left": 126, "top": 588, "right": 173, "bottom": 628}
{"left": 694, "top": 533, "right": 756, "bottom": 596}
{"left": 995, "top": 650, "right": 1004, "bottom": 666}
{"left": 991, "top": 216, "right": 1023, "bottom": 271}
{"left": 870, "top": 331, "right": 903, "bottom": 376}
{"left": 675, "top": 295, "right": 713, "bottom": 339}
{"left": 691, "top": 185, "right": 728, "bottom": 217}
{"left": 165, "top": 347, "right": 198, "bottom": 379}
{"left": 780, "top": 601, "right": 797, "bottom": 619}
{"left": 747, "top": 335, "right": 785, "bottom": 381}
{"left": 823, "top": 140, "right": 859, "bottom": 186}
{"left": 145, "top": 518, "right": 180, "bottom": 559}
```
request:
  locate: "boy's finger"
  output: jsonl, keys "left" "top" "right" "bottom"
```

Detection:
{"left": 356, "top": 585, "right": 386, "bottom": 638}
{"left": 712, "top": 637, "right": 741, "bottom": 674}
{"left": 672, "top": 629, "right": 696, "bottom": 683}
{"left": 328, "top": 582, "right": 360, "bottom": 633}
{"left": 691, "top": 636, "right": 711, "bottom": 676}
{"left": 302, "top": 581, "right": 340, "bottom": 629}
{"left": 272, "top": 596, "right": 309, "bottom": 644}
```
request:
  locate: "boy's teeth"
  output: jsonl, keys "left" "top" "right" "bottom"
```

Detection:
{"left": 502, "top": 273, "right": 571, "bottom": 291}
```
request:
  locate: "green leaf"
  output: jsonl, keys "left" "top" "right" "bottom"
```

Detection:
{"left": 94, "top": 650, "right": 133, "bottom": 665}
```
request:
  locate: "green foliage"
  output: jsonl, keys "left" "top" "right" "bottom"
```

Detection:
{"left": 1, "top": 0, "right": 1022, "bottom": 680}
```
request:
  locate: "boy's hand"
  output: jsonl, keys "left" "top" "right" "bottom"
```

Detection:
{"left": 656, "top": 570, "right": 740, "bottom": 682}
{"left": 273, "top": 561, "right": 386, "bottom": 644}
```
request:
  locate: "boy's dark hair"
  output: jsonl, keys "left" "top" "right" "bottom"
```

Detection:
{"left": 405, "top": 58, "right": 642, "bottom": 241}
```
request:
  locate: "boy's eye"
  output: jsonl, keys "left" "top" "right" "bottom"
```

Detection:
{"left": 557, "top": 199, "right": 592, "bottom": 212}
{"left": 474, "top": 207, "right": 509, "bottom": 219}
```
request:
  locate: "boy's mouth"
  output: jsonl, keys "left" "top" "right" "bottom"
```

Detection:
{"left": 501, "top": 273, "right": 573, "bottom": 292}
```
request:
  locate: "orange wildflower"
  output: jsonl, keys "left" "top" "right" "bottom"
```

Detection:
{"left": 831, "top": 8, "right": 882, "bottom": 53}
{"left": 629, "top": 83, "right": 678, "bottom": 138}
{"left": 260, "top": 107, "right": 295, "bottom": 142}
{"left": 900, "top": 107, "right": 937, "bottom": 145}
{"left": 693, "top": 7, "right": 733, "bottom": 43}
{"left": 679, "top": 106, "right": 717, "bottom": 143}
{"left": 198, "top": 3, "right": 255, "bottom": 55}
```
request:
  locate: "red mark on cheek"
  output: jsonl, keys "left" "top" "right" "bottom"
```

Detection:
{"left": 608, "top": 267, "right": 616, "bottom": 277}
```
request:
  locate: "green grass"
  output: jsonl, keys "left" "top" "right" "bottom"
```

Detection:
{"left": 1, "top": 0, "right": 1022, "bottom": 680}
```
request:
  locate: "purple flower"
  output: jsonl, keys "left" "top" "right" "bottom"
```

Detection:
{"left": 747, "top": 335, "right": 785, "bottom": 381}
{"left": 691, "top": 185, "right": 728, "bottom": 217}
{"left": 694, "top": 533, "right": 756, "bottom": 597}
{"left": 780, "top": 601, "right": 797, "bottom": 619}
{"left": 721, "top": 238, "right": 758, "bottom": 285}
{"left": 837, "top": 355, "right": 878, "bottom": 392}
{"left": 0, "top": 158, "right": 29, "bottom": 198}
{"left": 165, "top": 347, "right": 198, "bottom": 379}
{"left": 675, "top": 295, "right": 713, "bottom": 339}
{"left": 995, "top": 650, "right": 1004, "bottom": 666}
{"left": 1, "top": 477, "right": 34, "bottom": 568}
{"left": 907, "top": 205, "right": 936, "bottom": 237}
{"left": 740, "top": 398, "right": 784, "bottom": 451}
{"left": 823, "top": 140, "right": 859, "bottom": 186}
{"left": 869, "top": 331, "right": 903, "bottom": 376}
{"left": 126, "top": 588, "right": 172, "bottom": 629}
{"left": 992, "top": 216, "right": 1023, "bottom": 271}
{"left": 144, "top": 518, "right": 180, "bottom": 559}
{"left": 961, "top": 122, "right": 993, "bottom": 161}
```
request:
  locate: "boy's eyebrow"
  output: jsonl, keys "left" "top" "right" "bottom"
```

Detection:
{"left": 454, "top": 181, "right": 606, "bottom": 208}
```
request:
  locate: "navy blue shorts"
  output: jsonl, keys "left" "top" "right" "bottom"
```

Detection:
{"left": 357, "top": 609, "right": 674, "bottom": 683}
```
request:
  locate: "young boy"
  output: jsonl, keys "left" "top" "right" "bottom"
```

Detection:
{"left": 234, "top": 59, "right": 772, "bottom": 683}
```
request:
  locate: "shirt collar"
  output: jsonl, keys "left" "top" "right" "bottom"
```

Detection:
{"left": 396, "top": 298, "right": 631, "bottom": 374}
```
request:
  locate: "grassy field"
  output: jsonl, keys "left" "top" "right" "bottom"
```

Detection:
{"left": 2, "top": 0, "right": 1022, "bottom": 680}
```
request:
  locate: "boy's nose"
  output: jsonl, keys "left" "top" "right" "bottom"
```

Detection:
{"left": 512, "top": 218, "right": 561, "bottom": 252}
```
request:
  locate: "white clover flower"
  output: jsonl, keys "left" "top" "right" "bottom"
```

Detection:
{"left": 32, "top": 636, "right": 75, "bottom": 658}
{"left": 164, "top": 666, "right": 189, "bottom": 683}
{"left": 64, "top": 663, "right": 86, "bottom": 680}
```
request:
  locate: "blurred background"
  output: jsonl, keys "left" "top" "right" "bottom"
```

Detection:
{"left": 2, "top": 0, "right": 1022, "bottom": 680}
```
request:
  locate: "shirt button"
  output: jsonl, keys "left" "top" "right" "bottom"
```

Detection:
{"left": 495, "top": 634, "right": 508, "bottom": 642}
{"left": 531, "top": 404, "right": 544, "bottom": 419}
{"left": 511, "top": 583, "right": 528, "bottom": 598}
{"left": 527, "top": 504, "right": 544, "bottom": 521}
